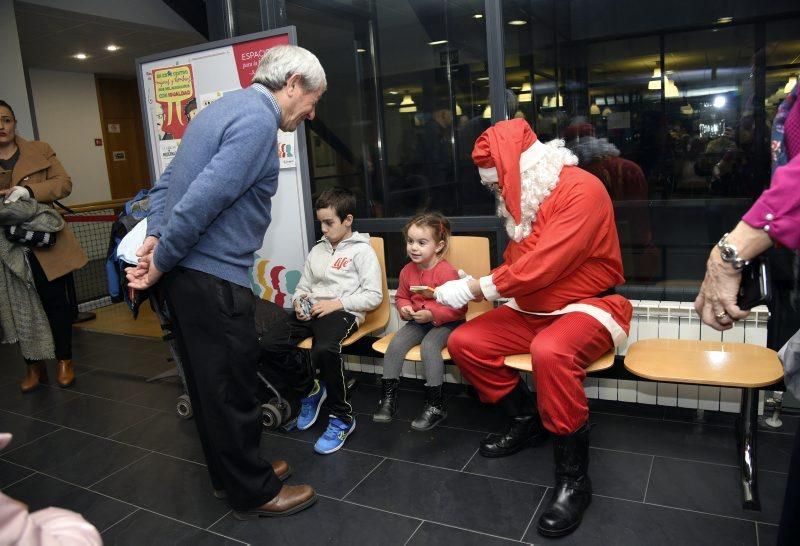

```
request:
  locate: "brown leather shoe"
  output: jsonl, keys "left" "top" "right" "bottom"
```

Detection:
{"left": 233, "top": 484, "right": 317, "bottom": 519}
{"left": 20, "top": 362, "right": 49, "bottom": 393}
{"left": 57, "top": 359, "right": 75, "bottom": 388}
{"left": 213, "top": 460, "right": 293, "bottom": 499}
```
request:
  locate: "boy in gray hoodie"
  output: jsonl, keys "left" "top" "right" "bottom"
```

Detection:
{"left": 261, "top": 187, "right": 382, "bottom": 454}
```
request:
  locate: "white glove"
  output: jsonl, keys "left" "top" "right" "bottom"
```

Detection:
{"left": 435, "top": 277, "right": 476, "bottom": 308}
{"left": 3, "top": 186, "right": 29, "bottom": 204}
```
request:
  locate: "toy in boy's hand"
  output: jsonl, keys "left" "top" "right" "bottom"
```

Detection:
{"left": 410, "top": 285, "right": 436, "bottom": 298}
{"left": 297, "top": 296, "right": 313, "bottom": 319}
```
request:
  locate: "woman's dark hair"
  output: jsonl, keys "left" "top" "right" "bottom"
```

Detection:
{"left": 0, "top": 100, "right": 15, "bottom": 120}
{"left": 403, "top": 211, "right": 451, "bottom": 256}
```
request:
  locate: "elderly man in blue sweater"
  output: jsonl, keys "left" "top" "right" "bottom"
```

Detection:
{"left": 126, "top": 44, "right": 325, "bottom": 519}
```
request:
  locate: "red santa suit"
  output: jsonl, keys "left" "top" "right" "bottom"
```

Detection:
{"left": 446, "top": 119, "right": 633, "bottom": 435}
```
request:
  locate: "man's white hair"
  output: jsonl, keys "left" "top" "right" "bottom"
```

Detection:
{"left": 252, "top": 45, "right": 327, "bottom": 93}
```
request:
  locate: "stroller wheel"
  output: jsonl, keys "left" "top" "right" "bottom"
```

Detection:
{"left": 262, "top": 403, "right": 282, "bottom": 430}
{"left": 176, "top": 394, "right": 193, "bottom": 419}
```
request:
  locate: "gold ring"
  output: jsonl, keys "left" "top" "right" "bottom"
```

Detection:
{"left": 715, "top": 311, "right": 728, "bottom": 319}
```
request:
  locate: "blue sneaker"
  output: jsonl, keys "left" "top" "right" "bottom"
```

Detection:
{"left": 314, "top": 417, "right": 356, "bottom": 454}
{"left": 297, "top": 380, "right": 326, "bottom": 431}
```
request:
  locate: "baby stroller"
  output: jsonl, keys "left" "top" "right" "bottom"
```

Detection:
{"left": 147, "top": 286, "right": 295, "bottom": 430}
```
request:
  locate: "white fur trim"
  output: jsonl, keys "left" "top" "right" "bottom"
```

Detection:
{"left": 505, "top": 300, "right": 628, "bottom": 347}
{"left": 479, "top": 274, "right": 501, "bottom": 301}
{"left": 477, "top": 140, "right": 548, "bottom": 183}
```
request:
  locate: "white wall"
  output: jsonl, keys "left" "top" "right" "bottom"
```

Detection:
{"left": 0, "top": 0, "right": 34, "bottom": 138}
{"left": 28, "top": 69, "right": 110, "bottom": 205}
{"left": 20, "top": 0, "right": 197, "bottom": 32}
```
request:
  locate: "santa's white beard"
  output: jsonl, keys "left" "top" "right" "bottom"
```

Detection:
{"left": 491, "top": 139, "right": 578, "bottom": 242}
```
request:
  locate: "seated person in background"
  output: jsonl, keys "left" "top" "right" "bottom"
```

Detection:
{"left": 373, "top": 212, "right": 466, "bottom": 430}
{"left": 261, "top": 187, "right": 382, "bottom": 454}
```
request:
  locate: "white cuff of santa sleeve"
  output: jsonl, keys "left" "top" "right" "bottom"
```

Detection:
{"left": 479, "top": 275, "right": 501, "bottom": 301}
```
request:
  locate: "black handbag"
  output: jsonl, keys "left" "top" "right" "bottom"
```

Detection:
{"left": 737, "top": 256, "right": 771, "bottom": 310}
{"left": 4, "top": 225, "right": 58, "bottom": 248}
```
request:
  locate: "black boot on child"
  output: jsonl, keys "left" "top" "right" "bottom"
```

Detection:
{"left": 373, "top": 378, "right": 399, "bottom": 422}
{"left": 411, "top": 385, "right": 446, "bottom": 431}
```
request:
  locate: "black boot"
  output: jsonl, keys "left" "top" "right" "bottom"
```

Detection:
{"left": 537, "top": 423, "right": 592, "bottom": 537}
{"left": 480, "top": 380, "right": 549, "bottom": 457}
{"left": 373, "top": 378, "right": 399, "bottom": 422}
{"left": 412, "top": 385, "right": 447, "bottom": 431}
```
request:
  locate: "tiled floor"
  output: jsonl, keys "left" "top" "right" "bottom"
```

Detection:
{"left": 0, "top": 329, "right": 794, "bottom": 545}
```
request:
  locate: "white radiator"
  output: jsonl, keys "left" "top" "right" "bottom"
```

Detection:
{"left": 344, "top": 293, "right": 771, "bottom": 414}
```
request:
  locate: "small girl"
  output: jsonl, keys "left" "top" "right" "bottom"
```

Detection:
{"left": 373, "top": 212, "right": 466, "bottom": 430}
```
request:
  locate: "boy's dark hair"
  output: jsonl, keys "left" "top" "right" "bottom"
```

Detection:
{"left": 315, "top": 187, "right": 356, "bottom": 221}
{"left": 403, "top": 211, "right": 451, "bottom": 256}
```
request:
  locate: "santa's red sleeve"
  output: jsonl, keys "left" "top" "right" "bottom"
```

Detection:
{"left": 480, "top": 178, "right": 611, "bottom": 300}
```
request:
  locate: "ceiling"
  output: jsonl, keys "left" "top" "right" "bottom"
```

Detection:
{"left": 14, "top": 1, "right": 206, "bottom": 77}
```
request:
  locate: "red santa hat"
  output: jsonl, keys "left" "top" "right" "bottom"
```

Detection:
{"left": 471, "top": 118, "right": 548, "bottom": 226}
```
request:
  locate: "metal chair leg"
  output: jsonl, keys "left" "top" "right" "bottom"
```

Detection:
{"left": 738, "top": 387, "right": 760, "bottom": 510}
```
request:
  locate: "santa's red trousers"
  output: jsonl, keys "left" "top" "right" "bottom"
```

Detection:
{"left": 448, "top": 305, "right": 613, "bottom": 435}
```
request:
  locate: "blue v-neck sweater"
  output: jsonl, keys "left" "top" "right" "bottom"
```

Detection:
{"left": 147, "top": 84, "right": 280, "bottom": 288}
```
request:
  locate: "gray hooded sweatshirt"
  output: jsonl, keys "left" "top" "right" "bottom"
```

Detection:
{"left": 292, "top": 231, "right": 383, "bottom": 324}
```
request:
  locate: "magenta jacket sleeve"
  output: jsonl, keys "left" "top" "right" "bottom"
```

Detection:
{"left": 742, "top": 154, "right": 800, "bottom": 250}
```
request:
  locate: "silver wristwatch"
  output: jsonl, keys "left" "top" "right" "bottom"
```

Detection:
{"left": 717, "top": 233, "right": 749, "bottom": 271}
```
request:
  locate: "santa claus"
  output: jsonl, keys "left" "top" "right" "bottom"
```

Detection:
{"left": 435, "top": 119, "right": 632, "bottom": 537}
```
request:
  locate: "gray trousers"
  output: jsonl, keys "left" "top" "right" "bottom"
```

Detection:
{"left": 382, "top": 320, "right": 462, "bottom": 386}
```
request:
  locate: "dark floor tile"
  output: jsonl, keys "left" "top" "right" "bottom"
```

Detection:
{"left": 523, "top": 492, "right": 757, "bottom": 545}
{"left": 111, "top": 412, "right": 204, "bottom": 463}
{"left": 68, "top": 369, "right": 153, "bottom": 401}
{"left": 591, "top": 412, "right": 738, "bottom": 466}
{"left": 71, "top": 330, "right": 122, "bottom": 359}
{"left": 465, "top": 444, "right": 652, "bottom": 501}
{"left": 589, "top": 399, "right": 666, "bottom": 419}
{"left": 440, "top": 392, "right": 507, "bottom": 433}
{"left": 347, "top": 458, "right": 545, "bottom": 539}
{"left": 0, "top": 381, "right": 82, "bottom": 416}
{"left": 757, "top": 522, "right": 779, "bottom": 546}
{"left": 79, "top": 348, "right": 173, "bottom": 379}
{"left": 3, "top": 428, "right": 150, "bottom": 487}
{"left": 5, "top": 473, "right": 135, "bottom": 532}
{"left": 407, "top": 522, "right": 527, "bottom": 546}
{"left": 0, "top": 459, "right": 33, "bottom": 488}
{"left": 646, "top": 456, "right": 786, "bottom": 524}
{"left": 102, "top": 509, "right": 242, "bottom": 545}
{"left": 211, "top": 496, "right": 420, "bottom": 545}
{"left": 33, "top": 395, "right": 158, "bottom": 437}
{"left": 259, "top": 433, "right": 383, "bottom": 498}
{"left": 122, "top": 377, "right": 185, "bottom": 414}
{"left": 765, "top": 413, "right": 798, "bottom": 435}
{"left": 758, "top": 430, "right": 794, "bottom": 474}
{"left": 662, "top": 406, "right": 738, "bottom": 428}
{"left": 92, "top": 452, "right": 228, "bottom": 528}
{"left": 288, "top": 415, "right": 483, "bottom": 470}
{"left": 0, "top": 409, "right": 60, "bottom": 450}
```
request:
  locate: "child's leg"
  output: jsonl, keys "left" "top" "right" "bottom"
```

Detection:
{"left": 259, "top": 314, "right": 315, "bottom": 403}
{"left": 419, "top": 323, "right": 460, "bottom": 386}
{"left": 309, "top": 311, "right": 358, "bottom": 421}
{"left": 382, "top": 322, "right": 428, "bottom": 379}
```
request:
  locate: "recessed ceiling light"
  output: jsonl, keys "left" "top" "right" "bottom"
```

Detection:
{"left": 428, "top": 40, "right": 448, "bottom": 46}
{"left": 74, "top": 53, "right": 88, "bottom": 60}
{"left": 388, "top": 91, "right": 399, "bottom": 95}
{"left": 508, "top": 20, "right": 527, "bottom": 26}
{"left": 716, "top": 16, "right": 733, "bottom": 24}
{"left": 385, "top": 102, "right": 397, "bottom": 107}
{"left": 356, "top": 48, "right": 366, "bottom": 53}
{"left": 476, "top": 76, "right": 490, "bottom": 81}
{"left": 473, "top": 14, "right": 483, "bottom": 19}
{"left": 106, "top": 45, "right": 120, "bottom": 52}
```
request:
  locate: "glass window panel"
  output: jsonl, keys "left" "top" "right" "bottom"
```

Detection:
{"left": 766, "top": 19, "right": 800, "bottom": 66}
{"left": 232, "top": 0, "right": 262, "bottom": 36}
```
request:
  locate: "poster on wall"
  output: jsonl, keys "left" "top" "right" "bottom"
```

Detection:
{"left": 136, "top": 27, "right": 314, "bottom": 308}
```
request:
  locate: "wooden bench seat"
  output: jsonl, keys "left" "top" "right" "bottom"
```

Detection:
{"left": 505, "top": 349, "right": 616, "bottom": 374}
{"left": 624, "top": 338, "right": 784, "bottom": 511}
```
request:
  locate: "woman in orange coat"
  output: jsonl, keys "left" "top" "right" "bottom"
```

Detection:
{"left": 0, "top": 100, "right": 88, "bottom": 391}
